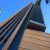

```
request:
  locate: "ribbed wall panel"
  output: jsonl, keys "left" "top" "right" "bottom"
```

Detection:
{"left": 0, "top": 2, "right": 33, "bottom": 50}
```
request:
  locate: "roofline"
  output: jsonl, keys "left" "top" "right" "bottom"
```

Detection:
{"left": 30, "top": 20, "right": 46, "bottom": 27}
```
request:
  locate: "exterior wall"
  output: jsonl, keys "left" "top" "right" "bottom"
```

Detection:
{"left": 18, "top": 29, "right": 50, "bottom": 50}
{"left": 30, "top": 5, "right": 44, "bottom": 24}
{"left": 0, "top": 2, "right": 33, "bottom": 50}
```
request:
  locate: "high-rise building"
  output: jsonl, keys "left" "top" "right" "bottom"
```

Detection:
{"left": 0, "top": 2, "right": 50, "bottom": 50}
{"left": 27, "top": 4, "right": 46, "bottom": 32}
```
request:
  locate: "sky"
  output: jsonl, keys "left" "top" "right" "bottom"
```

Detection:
{"left": 0, "top": 0, "right": 50, "bottom": 34}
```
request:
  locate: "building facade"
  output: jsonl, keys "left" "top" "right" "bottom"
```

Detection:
{"left": 0, "top": 2, "right": 50, "bottom": 50}
{"left": 18, "top": 29, "right": 50, "bottom": 50}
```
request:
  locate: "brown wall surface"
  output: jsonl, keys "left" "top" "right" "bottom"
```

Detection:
{"left": 18, "top": 29, "right": 50, "bottom": 50}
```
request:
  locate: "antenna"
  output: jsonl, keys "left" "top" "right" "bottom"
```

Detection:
{"left": 0, "top": 8, "right": 1, "bottom": 14}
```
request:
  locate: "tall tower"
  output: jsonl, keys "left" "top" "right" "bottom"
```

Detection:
{"left": 0, "top": 2, "right": 50, "bottom": 50}
{"left": 27, "top": 3, "right": 46, "bottom": 32}
{"left": 0, "top": 2, "right": 33, "bottom": 50}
